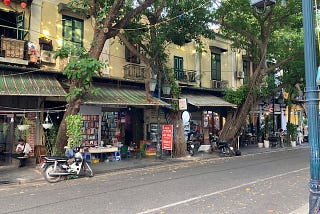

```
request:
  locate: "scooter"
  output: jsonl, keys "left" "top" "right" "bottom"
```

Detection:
{"left": 187, "top": 133, "right": 201, "bottom": 156}
{"left": 41, "top": 148, "right": 94, "bottom": 183}
{"left": 216, "top": 140, "right": 235, "bottom": 157}
{"left": 209, "top": 133, "right": 235, "bottom": 157}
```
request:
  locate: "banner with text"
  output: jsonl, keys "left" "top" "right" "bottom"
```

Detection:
{"left": 162, "top": 124, "right": 173, "bottom": 150}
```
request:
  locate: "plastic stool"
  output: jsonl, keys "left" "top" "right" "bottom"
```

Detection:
{"left": 83, "top": 152, "right": 92, "bottom": 163}
{"left": 113, "top": 151, "right": 121, "bottom": 161}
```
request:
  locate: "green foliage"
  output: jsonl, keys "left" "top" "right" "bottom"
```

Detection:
{"left": 55, "top": 46, "right": 104, "bottom": 102}
{"left": 224, "top": 85, "right": 249, "bottom": 105}
{"left": 15, "top": 117, "right": 34, "bottom": 141}
{"left": 287, "top": 122, "right": 297, "bottom": 141}
{"left": 65, "top": 114, "right": 83, "bottom": 148}
{"left": 214, "top": 0, "right": 303, "bottom": 63}
{"left": 44, "top": 125, "right": 58, "bottom": 156}
{"left": 261, "top": 114, "right": 272, "bottom": 138}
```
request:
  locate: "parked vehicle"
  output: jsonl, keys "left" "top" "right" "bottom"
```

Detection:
{"left": 216, "top": 140, "right": 235, "bottom": 157}
{"left": 209, "top": 133, "right": 235, "bottom": 157}
{"left": 41, "top": 148, "right": 94, "bottom": 183}
{"left": 187, "top": 133, "right": 201, "bottom": 156}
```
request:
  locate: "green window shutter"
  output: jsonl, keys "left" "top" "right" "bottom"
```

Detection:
{"left": 62, "top": 15, "right": 84, "bottom": 47}
{"left": 174, "top": 56, "right": 184, "bottom": 80}
{"left": 211, "top": 53, "right": 221, "bottom": 81}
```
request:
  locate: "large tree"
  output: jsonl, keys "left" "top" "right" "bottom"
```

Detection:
{"left": 117, "top": 0, "right": 215, "bottom": 156}
{"left": 55, "top": 0, "right": 156, "bottom": 152}
{"left": 212, "top": 0, "right": 304, "bottom": 143}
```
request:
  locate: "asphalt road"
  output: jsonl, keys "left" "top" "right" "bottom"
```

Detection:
{"left": 0, "top": 148, "right": 309, "bottom": 214}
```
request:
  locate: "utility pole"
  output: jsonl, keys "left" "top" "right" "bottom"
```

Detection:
{"left": 301, "top": 1, "right": 320, "bottom": 213}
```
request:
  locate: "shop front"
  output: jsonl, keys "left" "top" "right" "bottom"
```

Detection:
{"left": 79, "top": 84, "right": 169, "bottom": 161}
{"left": 0, "top": 70, "right": 66, "bottom": 165}
{"left": 181, "top": 93, "right": 236, "bottom": 146}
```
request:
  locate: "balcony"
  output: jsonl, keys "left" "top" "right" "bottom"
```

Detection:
{"left": 174, "top": 69, "right": 197, "bottom": 84}
{"left": 0, "top": 37, "right": 29, "bottom": 65}
{"left": 123, "top": 64, "right": 145, "bottom": 80}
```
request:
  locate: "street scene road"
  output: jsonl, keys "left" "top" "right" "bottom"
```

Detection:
{"left": 0, "top": 148, "right": 309, "bottom": 214}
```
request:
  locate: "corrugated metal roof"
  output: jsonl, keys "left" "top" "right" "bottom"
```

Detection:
{"left": 0, "top": 71, "right": 66, "bottom": 97}
{"left": 83, "top": 84, "right": 169, "bottom": 106}
{"left": 181, "top": 94, "right": 236, "bottom": 107}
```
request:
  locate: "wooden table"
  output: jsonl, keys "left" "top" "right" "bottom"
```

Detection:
{"left": 84, "top": 147, "right": 120, "bottom": 162}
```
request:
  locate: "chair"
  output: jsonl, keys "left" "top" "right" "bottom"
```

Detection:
{"left": 135, "top": 144, "right": 147, "bottom": 159}
{"left": 120, "top": 145, "right": 130, "bottom": 159}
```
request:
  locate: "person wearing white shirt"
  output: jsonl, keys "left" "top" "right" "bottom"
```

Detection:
{"left": 12, "top": 139, "right": 32, "bottom": 167}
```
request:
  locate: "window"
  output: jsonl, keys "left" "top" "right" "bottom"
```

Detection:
{"left": 211, "top": 53, "right": 221, "bottom": 80}
{"left": 125, "top": 44, "right": 140, "bottom": 64}
{"left": 0, "top": 11, "right": 24, "bottom": 40}
{"left": 174, "top": 56, "right": 184, "bottom": 81}
{"left": 243, "top": 60, "right": 250, "bottom": 84}
{"left": 62, "top": 15, "right": 83, "bottom": 47}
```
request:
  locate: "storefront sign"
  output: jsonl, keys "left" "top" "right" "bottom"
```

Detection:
{"left": 162, "top": 124, "right": 173, "bottom": 150}
{"left": 179, "top": 98, "right": 187, "bottom": 110}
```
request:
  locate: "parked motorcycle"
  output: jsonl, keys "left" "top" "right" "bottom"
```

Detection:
{"left": 209, "top": 133, "right": 235, "bottom": 157}
{"left": 41, "top": 148, "right": 94, "bottom": 183}
{"left": 216, "top": 140, "right": 235, "bottom": 157}
{"left": 187, "top": 133, "right": 201, "bottom": 156}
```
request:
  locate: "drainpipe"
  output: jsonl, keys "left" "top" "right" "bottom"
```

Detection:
{"left": 301, "top": 1, "right": 320, "bottom": 213}
{"left": 194, "top": 41, "right": 201, "bottom": 87}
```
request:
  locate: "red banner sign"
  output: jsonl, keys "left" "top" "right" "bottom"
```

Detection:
{"left": 162, "top": 125, "right": 173, "bottom": 150}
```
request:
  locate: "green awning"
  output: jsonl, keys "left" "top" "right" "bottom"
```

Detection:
{"left": 181, "top": 94, "right": 236, "bottom": 108}
{"left": 0, "top": 71, "right": 66, "bottom": 97}
{"left": 83, "top": 84, "right": 169, "bottom": 106}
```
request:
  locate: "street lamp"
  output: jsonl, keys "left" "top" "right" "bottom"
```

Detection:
{"left": 301, "top": 1, "right": 320, "bottom": 213}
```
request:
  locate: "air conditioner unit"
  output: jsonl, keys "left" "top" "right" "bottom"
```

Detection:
{"left": 40, "top": 51, "right": 56, "bottom": 64}
{"left": 236, "top": 71, "right": 245, "bottom": 79}
{"left": 211, "top": 80, "right": 222, "bottom": 89}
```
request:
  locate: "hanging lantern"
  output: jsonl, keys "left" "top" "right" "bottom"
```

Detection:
{"left": 3, "top": 0, "right": 10, "bottom": 6}
{"left": 20, "top": 1, "right": 27, "bottom": 9}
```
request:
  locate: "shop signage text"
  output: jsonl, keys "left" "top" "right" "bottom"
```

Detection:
{"left": 162, "top": 124, "right": 173, "bottom": 150}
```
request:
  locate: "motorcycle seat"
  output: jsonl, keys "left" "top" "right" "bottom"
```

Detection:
{"left": 44, "top": 156, "right": 69, "bottom": 161}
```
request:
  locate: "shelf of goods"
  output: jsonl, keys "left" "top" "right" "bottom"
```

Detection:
{"left": 101, "top": 112, "right": 119, "bottom": 144}
{"left": 82, "top": 115, "right": 99, "bottom": 146}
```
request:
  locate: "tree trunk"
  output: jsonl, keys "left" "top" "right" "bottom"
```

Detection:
{"left": 219, "top": 92, "right": 258, "bottom": 145}
{"left": 219, "top": 65, "right": 266, "bottom": 146}
{"left": 171, "top": 111, "right": 187, "bottom": 157}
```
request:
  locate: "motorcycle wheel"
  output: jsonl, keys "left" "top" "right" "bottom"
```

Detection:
{"left": 43, "top": 164, "right": 62, "bottom": 183}
{"left": 189, "top": 149, "right": 194, "bottom": 156}
{"left": 82, "top": 162, "right": 94, "bottom": 177}
{"left": 224, "top": 147, "right": 233, "bottom": 157}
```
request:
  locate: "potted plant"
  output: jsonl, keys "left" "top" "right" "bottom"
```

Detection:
{"left": 42, "top": 113, "right": 53, "bottom": 129}
{"left": 287, "top": 122, "right": 297, "bottom": 147}
{"left": 15, "top": 117, "right": 34, "bottom": 141}
{"left": 260, "top": 114, "right": 272, "bottom": 148}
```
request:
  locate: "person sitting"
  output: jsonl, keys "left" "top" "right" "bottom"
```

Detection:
{"left": 64, "top": 146, "right": 75, "bottom": 165}
{"left": 12, "top": 139, "right": 32, "bottom": 167}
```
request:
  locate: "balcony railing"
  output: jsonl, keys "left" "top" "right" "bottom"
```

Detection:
{"left": 174, "top": 69, "right": 197, "bottom": 83}
{"left": 0, "top": 37, "right": 28, "bottom": 60}
{"left": 123, "top": 64, "right": 145, "bottom": 80}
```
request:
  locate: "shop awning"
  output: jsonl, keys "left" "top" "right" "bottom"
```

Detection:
{"left": 181, "top": 94, "right": 236, "bottom": 108}
{"left": 0, "top": 71, "right": 66, "bottom": 97}
{"left": 83, "top": 84, "right": 169, "bottom": 107}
